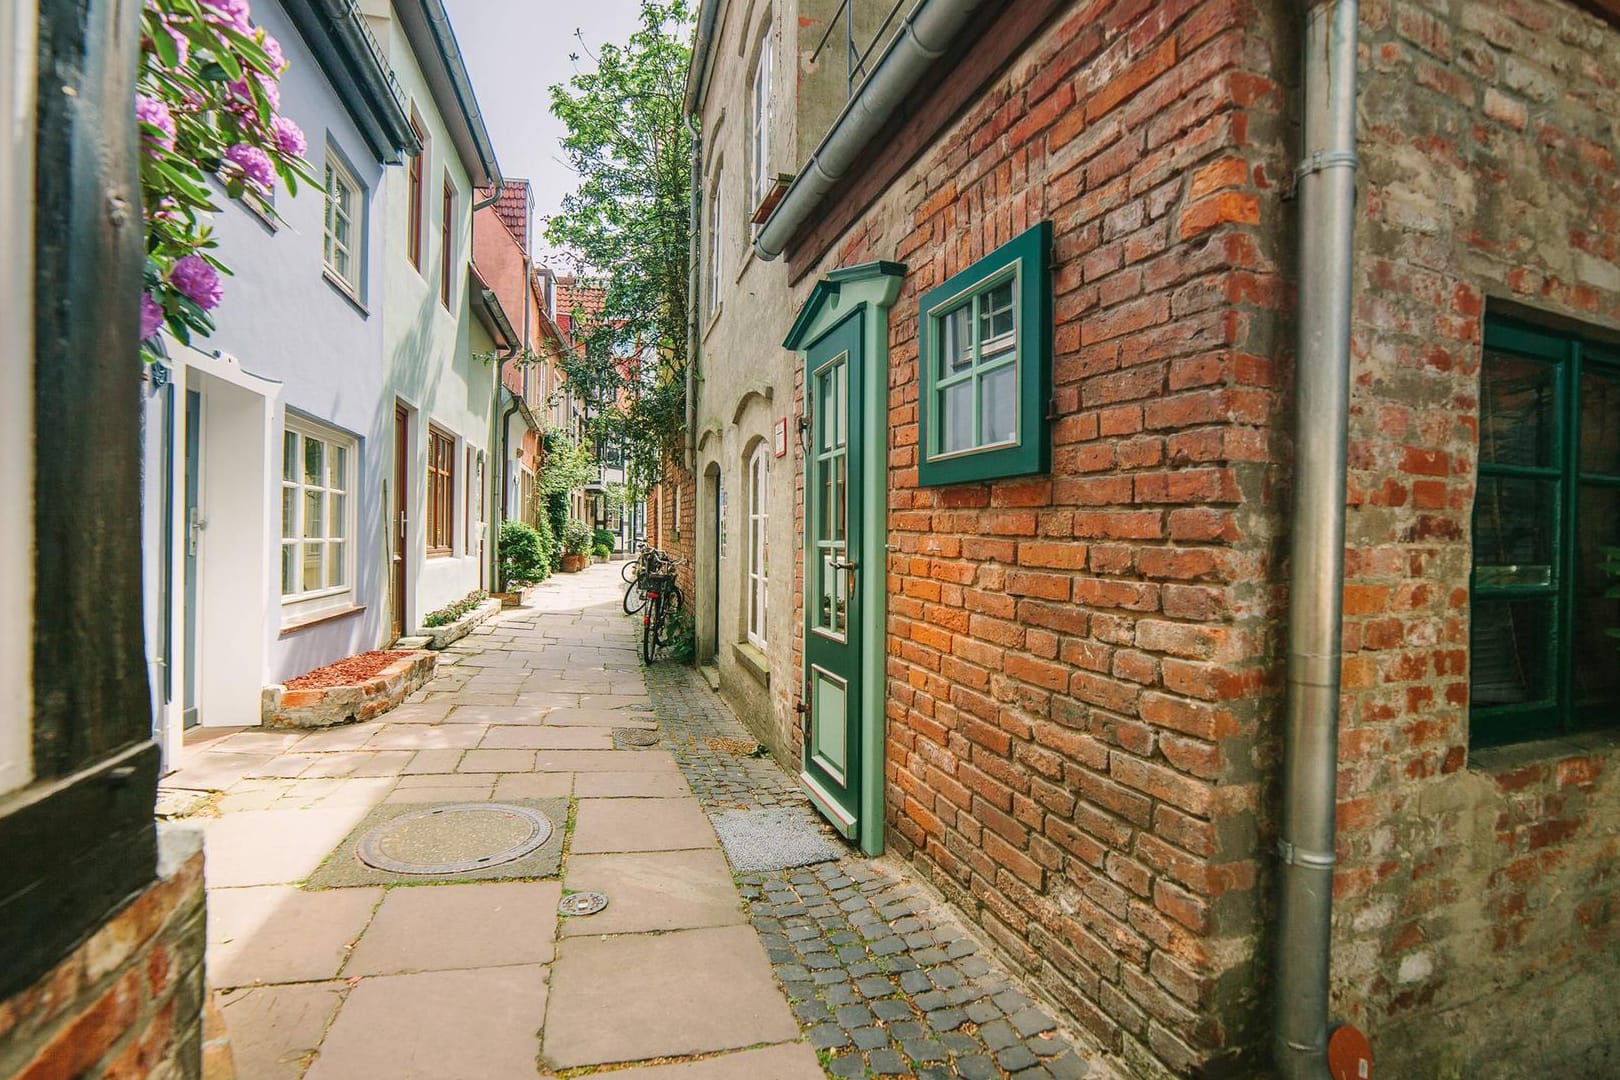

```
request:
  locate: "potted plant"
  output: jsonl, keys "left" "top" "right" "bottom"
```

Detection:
{"left": 559, "top": 519, "right": 593, "bottom": 573}
{"left": 495, "top": 520, "right": 546, "bottom": 605}
{"left": 592, "top": 541, "right": 612, "bottom": 564}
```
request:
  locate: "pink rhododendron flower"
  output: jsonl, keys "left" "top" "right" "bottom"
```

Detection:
{"left": 270, "top": 115, "right": 306, "bottom": 157}
{"left": 201, "top": 0, "right": 252, "bottom": 32}
{"left": 169, "top": 255, "right": 223, "bottom": 311}
{"left": 229, "top": 73, "right": 280, "bottom": 113}
{"left": 140, "top": 293, "right": 164, "bottom": 340}
{"left": 135, "top": 92, "right": 175, "bottom": 152}
{"left": 261, "top": 33, "right": 287, "bottom": 74}
{"left": 225, "top": 143, "right": 275, "bottom": 190}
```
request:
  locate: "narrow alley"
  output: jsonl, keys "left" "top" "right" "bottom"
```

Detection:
{"left": 162, "top": 562, "right": 1109, "bottom": 1079}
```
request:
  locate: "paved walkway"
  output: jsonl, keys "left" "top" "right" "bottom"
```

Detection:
{"left": 163, "top": 561, "right": 1116, "bottom": 1079}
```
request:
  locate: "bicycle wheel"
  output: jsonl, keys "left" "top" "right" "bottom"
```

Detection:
{"left": 657, "top": 585, "right": 686, "bottom": 647}
{"left": 642, "top": 591, "right": 662, "bottom": 664}
{"left": 623, "top": 575, "right": 647, "bottom": 615}
{"left": 621, "top": 559, "right": 640, "bottom": 584}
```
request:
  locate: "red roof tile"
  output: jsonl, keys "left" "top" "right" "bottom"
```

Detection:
{"left": 478, "top": 178, "right": 532, "bottom": 252}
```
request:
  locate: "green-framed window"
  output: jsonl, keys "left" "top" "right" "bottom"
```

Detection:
{"left": 1470, "top": 316, "right": 1620, "bottom": 748}
{"left": 917, "top": 221, "right": 1052, "bottom": 486}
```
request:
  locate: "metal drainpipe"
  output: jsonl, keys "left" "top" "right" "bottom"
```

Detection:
{"left": 685, "top": 116, "right": 702, "bottom": 472}
{"left": 1275, "top": 1, "right": 1358, "bottom": 1077}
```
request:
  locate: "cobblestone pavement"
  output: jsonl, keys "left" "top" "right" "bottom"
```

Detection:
{"left": 641, "top": 659, "right": 1113, "bottom": 1080}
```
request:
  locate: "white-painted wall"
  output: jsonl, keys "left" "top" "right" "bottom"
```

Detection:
{"left": 0, "top": 0, "right": 36, "bottom": 796}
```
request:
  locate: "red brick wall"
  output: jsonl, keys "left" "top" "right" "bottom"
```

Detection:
{"left": 658, "top": 461, "right": 699, "bottom": 602}
{"left": 1330, "top": 1, "right": 1620, "bottom": 1074}
{"left": 775, "top": 0, "right": 1620, "bottom": 1073}
{"left": 0, "top": 831, "right": 207, "bottom": 1079}
{"left": 790, "top": 1, "right": 1291, "bottom": 1072}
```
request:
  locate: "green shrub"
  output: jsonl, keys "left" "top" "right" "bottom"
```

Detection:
{"left": 593, "top": 527, "right": 616, "bottom": 553}
{"left": 498, "top": 520, "right": 544, "bottom": 589}
{"left": 422, "top": 590, "right": 488, "bottom": 628}
{"left": 663, "top": 605, "right": 695, "bottom": 663}
{"left": 592, "top": 542, "right": 612, "bottom": 557}
{"left": 563, "top": 518, "right": 594, "bottom": 556}
{"left": 533, "top": 513, "right": 558, "bottom": 572}
{"left": 544, "top": 492, "right": 568, "bottom": 560}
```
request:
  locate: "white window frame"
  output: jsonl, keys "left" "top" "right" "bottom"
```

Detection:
{"left": 707, "top": 170, "right": 723, "bottom": 316}
{"left": 322, "top": 153, "right": 362, "bottom": 297}
{"left": 280, "top": 417, "right": 357, "bottom": 620}
{"left": 673, "top": 483, "right": 683, "bottom": 540}
{"left": 746, "top": 445, "right": 769, "bottom": 649}
{"left": 750, "top": 32, "right": 773, "bottom": 213}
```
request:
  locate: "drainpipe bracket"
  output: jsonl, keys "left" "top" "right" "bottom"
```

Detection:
{"left": 1284, "top": 149, "right": 1359, "bottom": 199}
{"left": 1277, "top": 839, "right": 1337, "bottom": 870}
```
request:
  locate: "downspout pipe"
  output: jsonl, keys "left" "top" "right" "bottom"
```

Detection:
{"left": 1275, "top": 1, "right": 1358, "bottom": 1078}
{"left": 685, "top": 116, "right": 702, "bottom": 472}
{"left": 754, "top": 0, "right": 992, "bottom": 261}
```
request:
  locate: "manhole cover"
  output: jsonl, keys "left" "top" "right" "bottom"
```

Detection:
{"left": 559, "top": 891, "right": 609, "bottom": 917}
{"left": 624, "top": 730, "right": 660, "bottom": 746}
{"left": 356, "top": 803, "right": 553, "bottom": 875}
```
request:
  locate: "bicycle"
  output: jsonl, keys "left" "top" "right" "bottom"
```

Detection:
{"left": 640, "top": 564, "right": 686, "bottom": 664}
{"left": 622, "top": 544, "right": 674, "bottom": 615}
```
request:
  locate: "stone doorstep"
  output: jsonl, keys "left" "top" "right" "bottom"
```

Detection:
{"left": 262, "top": 652, "right": 438, "bottom": 731}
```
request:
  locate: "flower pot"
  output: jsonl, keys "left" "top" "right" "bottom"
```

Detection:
{"left": 560, "top": 553, "right": 588, "bottom": 573}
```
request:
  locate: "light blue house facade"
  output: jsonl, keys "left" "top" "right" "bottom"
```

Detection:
{"left": 141, "top": 0, "right": 417, "bottom": 763}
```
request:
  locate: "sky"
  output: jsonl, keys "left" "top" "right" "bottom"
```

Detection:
{"left": 441, "top": 0, "right": 652, "bottom": 270}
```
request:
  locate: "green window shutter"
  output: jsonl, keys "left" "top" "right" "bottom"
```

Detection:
{"left": 917, "top": 221, "right": 1052, "bottom": 487}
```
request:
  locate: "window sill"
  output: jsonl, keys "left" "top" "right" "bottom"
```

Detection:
{"left": 1468, "top": 728, "right": 1620, "bottom": 774}
{"left": 703, "top": 302, "right": 724, "bottom": 343}
{"left": 426, "top": 548, "right": 453, "bottom": 559}
{"left": 279, "top": 604, "right": 366, "bottom": 637}
{"left": 732, "top": 640, "right": 769, "bottom": 687}
{"left": 322, "top": 269, "right": 368, "bottom": 316}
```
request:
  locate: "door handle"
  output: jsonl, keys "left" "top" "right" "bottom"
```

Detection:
{"left": 188, "top": 508, "right": 206, "bottom": 556}
{"left": 830, "top": 556, "right": 856, "bottom": 598}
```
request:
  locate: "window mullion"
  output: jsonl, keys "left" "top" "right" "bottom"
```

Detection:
{"left": 1557, "top": 338, "right": 1582, "bottom": 732}
{"left": 971, "top": 294, "right": 984, "bottom": 448}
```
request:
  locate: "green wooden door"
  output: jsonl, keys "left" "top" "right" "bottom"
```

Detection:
{"left": 802, "top": 312, "right": 863, "bottom": 832}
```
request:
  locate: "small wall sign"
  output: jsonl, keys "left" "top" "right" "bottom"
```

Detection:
{"left": 774, "top": 417, "right": 788, "bottom": 458}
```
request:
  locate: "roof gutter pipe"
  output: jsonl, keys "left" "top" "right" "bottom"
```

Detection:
{"left": 683, "top": 0, "right": 720, "bottom": 473}
{"left": 1275, "top": 1, "right": 1358, "bottom": 1077}
{"left": 754, "top": 0, "right": 992, "bottom": 262}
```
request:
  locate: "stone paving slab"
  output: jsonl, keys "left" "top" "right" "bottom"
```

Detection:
{"left": 605, "top": 1042, "right": 825, "bottom": 1079}
{"left": 215, "top": 981, "right": 347, "bottom": 1080}
{"left": 444, "top": 704, "right": 545, "bottom": 725}
{"left": 572, "top": 770, "right": 692, "bottom": 798}
{"left": 542, "top": 924, "right": 799, "bottom": 1069}
{"left": 561, "top": 850, "right": 742, "bottom": 936}
{"left": 201, "top": 806, "right": 372, "bottom": 887}
{"left": 305, "top": 966, "right": 548, "bottom": 1080}
{"left": 343, "top": 881, "right": 561, "bottom": 974}
{"left": 480, "top": 725, "right": 612, "bottom": 750}
{"left": 207, "top": 885, "right": 382, "bottom": 987}
{"left": 571, "top": 796, "right": 717, "bottom": 854}
{"left": 534, "top": 748, "right": 680, "bottom": 772}
{"left": 364, "top": 725, "right": 487, "bottom": 751}
{"left": 544, "top": 707, "right": 657, "bottom": 728}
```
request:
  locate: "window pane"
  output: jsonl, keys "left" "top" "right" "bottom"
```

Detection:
{"left": 305, "top": 437, "right": 324, "bottom": 485}
{"left": 302, "top": 542, "right": 323, "bottom": 594}
{"left": 1580, "top": 366, "right": 1620, "bottom": 476}
{"left": 940, "top": 380, "right": 973, "bottom": 454}
{"left": 941, "top": 303, "right": 972, "bottom": 376}
{"left": 1574, "top": 485, "right": 1620, "bottom": 704}
{"left": 281, "top": 486, "right": 296, "bottom": 539}
{"left": 980, "top": 280, "right": 1015, "bottom": 342}
{"left": 283, "top": 431, "right": 298, "bottom": 481}
{"left": 281, "top": 543, "right": 295, "bottom": 595}
{"left": 1470, "top": 597, "right": 1554, "bottom": 707}
{"left": 1479, "top": 351, "right": 1556, "bottom": 468}
{"left": 1472, "top": 477, "right": 1555, "bottom": 585}
{"left": 329, "top": 492, "right": 347, "bottom": 540}
{"left": 328, "top": 541, "right": 346, "bottom": 588}
{"left": 304, "top": 490, "right": 324, "bottom": 538}
{"left": 981, "top": 363, "right": 1017, "bottom": 446}
{"left": 330, "top": 444, "right": 348, "bottom": 490}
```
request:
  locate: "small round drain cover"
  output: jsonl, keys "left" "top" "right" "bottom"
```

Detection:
{"left": 559, "top": 891, "right": 609, "bottom": 917}
{"left": 625, "top": 730, "right": 660, "bottom": 746}
{"left": 357, "top": 803, "right": 553, "bottom": 875}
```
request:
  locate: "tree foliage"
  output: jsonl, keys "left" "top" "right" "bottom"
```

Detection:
{"left": 546, "top": 1, "right": 692, "bottom": 496}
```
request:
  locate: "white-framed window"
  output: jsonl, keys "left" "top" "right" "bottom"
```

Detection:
{"left": 673, "top": 483, "right": 683, "bottom": 540}
{"left": 750, "top": 31, "right": 773, "bottom": 213}
{"left": 746, "top": 445, "right": 768, "bottom": 648}
{"left": 323, "top": 154, "right": 362, "bottom": 296}
{"left": 281, "top": 418, "right": 356, "bottom": 615}
{"left": 707, "top": 170, "right": 723, "bottom": 315}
